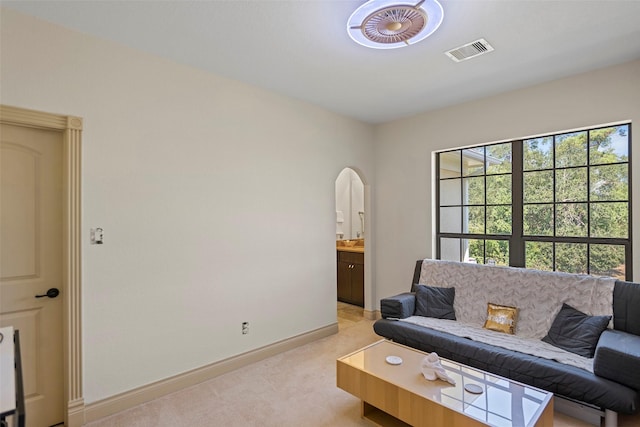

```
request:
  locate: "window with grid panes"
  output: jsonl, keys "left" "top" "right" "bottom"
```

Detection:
{"left": 436, "top": 124, "right": 632, "bottom": 280}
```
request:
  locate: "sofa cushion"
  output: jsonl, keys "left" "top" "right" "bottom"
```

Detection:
{"left": 373, "top": 318, "right": 640, "bottom": 414}
{"left": 594, "top": 329, "right": 640, "bottom": 390}
{"left": 416, "top": 259, "right": 615, "bottom": 339}
{"left": 414, "top": 285, "right": 456, "bottom": 320}
{"left": 483, "top": 303, "right": 518, "bottom": 334}
{"left": 613, "top": 280, "right": 640, "bottom": 336}
{"left": 542, "top": 303, "right": 611, "bottom": 358}
{"left": 380, "top": 292, "right": 415, "bottom": 319}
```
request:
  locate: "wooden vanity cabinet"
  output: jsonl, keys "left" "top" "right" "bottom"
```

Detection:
{"left": 337, "top": 250, "right": 364, "bottom": 307}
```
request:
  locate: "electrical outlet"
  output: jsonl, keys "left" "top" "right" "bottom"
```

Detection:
{"left": 242, "top": 322, "right": 249, "bottom": 334}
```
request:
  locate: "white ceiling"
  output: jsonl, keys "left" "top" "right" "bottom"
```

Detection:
{"left": 3, "top": 0, "right": 640, "bottom": 124}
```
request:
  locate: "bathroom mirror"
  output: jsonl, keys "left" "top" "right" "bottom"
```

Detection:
{"left": 335, "top": 168, "right": 364, "bottom": 240}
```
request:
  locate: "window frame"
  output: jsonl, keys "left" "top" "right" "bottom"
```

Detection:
{"left": 435, "top": 123, "right": 633, "bottom": 280}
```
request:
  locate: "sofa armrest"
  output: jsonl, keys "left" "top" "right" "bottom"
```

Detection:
{"left": 594, "top": 329, "right": 640, "bottom": 390}
{"left": 380, "top": 292, "right": 415, "bottom": 319}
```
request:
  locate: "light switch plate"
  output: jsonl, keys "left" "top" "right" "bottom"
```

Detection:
{"left": 90, "top": 228, "right": 104, "bottom": 244}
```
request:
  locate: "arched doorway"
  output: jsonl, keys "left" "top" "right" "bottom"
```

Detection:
{"left": 335, "top": 167, "right": 375, "bottom": 319}
{"left": 335, "top": 168, "right": 364, "bottom": 240}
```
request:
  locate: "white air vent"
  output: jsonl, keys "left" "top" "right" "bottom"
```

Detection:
{"left": 445, "top": 38, "right": 494, "bottom": 62}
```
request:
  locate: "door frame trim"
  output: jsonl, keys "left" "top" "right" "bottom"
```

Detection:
{"left": 1, "top": 105, "right": 84, "bottom": 426}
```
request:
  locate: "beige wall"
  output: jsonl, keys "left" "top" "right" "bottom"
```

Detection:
{"left": 374, "top": 59, "right": 640, "bottom": 302}
{"left": 0, "top": 9, "right": 374, "bottom": 403}
{"left": 3, "top": 4, "right": 639, "bottom": 410}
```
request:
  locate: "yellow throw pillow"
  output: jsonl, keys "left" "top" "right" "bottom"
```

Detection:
{"left": 483, "top": 303, "right": 518, "bottom": 335}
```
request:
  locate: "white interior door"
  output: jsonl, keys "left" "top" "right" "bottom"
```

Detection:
{"left": 1, "top": 123, "right": 64, "bottom": 427}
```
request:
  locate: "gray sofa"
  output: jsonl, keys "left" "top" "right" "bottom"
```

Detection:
{"left": 374, "top": 259, "right": 640, "bottom": 427}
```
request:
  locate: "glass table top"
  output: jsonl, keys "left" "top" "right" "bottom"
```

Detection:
{"left": 338, "top": 340, "right": 552, "bottom": 427}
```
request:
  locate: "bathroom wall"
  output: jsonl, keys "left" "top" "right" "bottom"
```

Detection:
{"left": 335, "top": 167, "right": 364, "bottom": 239}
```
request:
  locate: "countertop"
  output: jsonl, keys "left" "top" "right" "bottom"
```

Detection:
{"left": 337, "top": 247, "right": 364, "bottom": 253}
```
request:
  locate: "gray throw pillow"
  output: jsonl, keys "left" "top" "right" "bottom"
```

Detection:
{"left": 414, "top": 285, "right": 456, "bottom": 320}
{"left": 542, "top": 303, "right": 611, "bottom": 358}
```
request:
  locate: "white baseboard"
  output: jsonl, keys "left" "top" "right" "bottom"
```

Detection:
{"left": 67, "top": 398, "right": 86, "bottom": 427}
{"left": 364, "top": 309, "right": 380, "bottom": 320}
{"left": 83, "top": 322, "right": 339, "bottom": 424}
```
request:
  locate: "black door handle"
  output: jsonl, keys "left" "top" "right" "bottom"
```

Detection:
{"left": 35, "top": 288, "right": 60, "bottom": 299}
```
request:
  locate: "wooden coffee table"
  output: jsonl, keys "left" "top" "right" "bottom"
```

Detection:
{"left": 337, "top": 340, "right": 553, "bottom": 427}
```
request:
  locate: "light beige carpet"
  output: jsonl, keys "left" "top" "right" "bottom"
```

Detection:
{"left": 86, "top": 303, "right": 640, "bottom": 427}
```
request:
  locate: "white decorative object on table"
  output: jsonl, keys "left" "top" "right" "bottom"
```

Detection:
{"left": 421, "top": 352, "right": 456, "bottom": 385}
{"left": 386, "top": 355, "right": 403, "bottom": 365}
{"left": 464, "top": 384, "right": 484, "bottom": 394}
